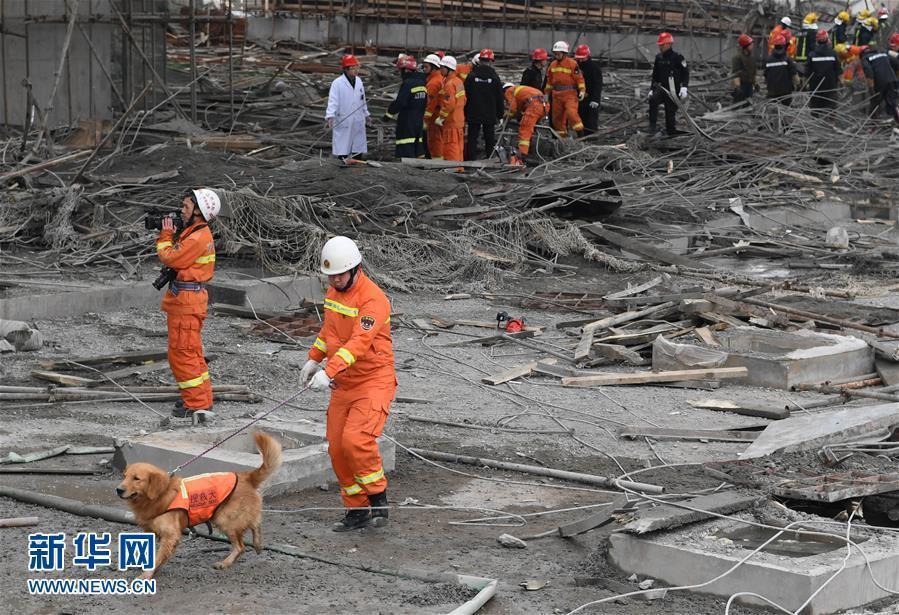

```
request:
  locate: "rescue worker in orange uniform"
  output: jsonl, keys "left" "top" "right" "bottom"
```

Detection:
{"left": 768, "top": 16, "right": 794, "bottom": 55}
{"left": 422, "top": 54, "right": 445, "bottom": 159}
{"left": 300, "top": 236, "right": 397, "bottom": 532}
{"left": 435, "top": 55, "right": 467, "bottom": 162}
{"left": 544, "top": 40, "right": 586, "bottom": 137}
{"left": 502, "top": 82, "right": 548, "bottom": 162}
{"left": 155, "top": 189, "right": 219, "bottom": 424}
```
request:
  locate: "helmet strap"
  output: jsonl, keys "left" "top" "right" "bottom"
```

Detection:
{"left": 335, "top": 264, "right": 360, "bottom": 292}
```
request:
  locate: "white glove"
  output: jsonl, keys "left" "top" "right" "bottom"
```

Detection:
{"left": 678, "top": 87, "right": 688, "bottom": 99}
{"left": 435, "top": 116, "right": 445, "bottom": 127}
{"left": 310, "top": 370, "right": 332, "bottom": 391}
{"left": 577, "top": 91, "right": 586, "bottom": 101}
{"left": 647, "top": 89, "right": 654, "bottom": 100}
{"left": 299, "top": 359, "right": 320, "bottom": 386}
{"left": 589, "top": 101, "right": 599, "bottom": 109}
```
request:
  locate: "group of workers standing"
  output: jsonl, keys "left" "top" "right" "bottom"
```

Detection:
{"left": 325, "top": 42, "right": 605, "bottom": 165}
{"left": 732, "top": 10, "right": 899, "bottom": 125}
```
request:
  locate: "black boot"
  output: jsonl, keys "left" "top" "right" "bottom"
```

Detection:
{"left": 332, "top": 508, "right": 370, "bottom": 532}
{"left": 369, "top": 490, "right": 388, "bottom": 528}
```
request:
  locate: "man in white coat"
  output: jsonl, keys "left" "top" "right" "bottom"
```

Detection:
{"left": 326, "top": 55, "right": 371, "bottom": 160}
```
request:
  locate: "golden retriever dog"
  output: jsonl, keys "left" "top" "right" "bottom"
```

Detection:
{"left": 116, "top": 431, "right": 282, "bottom": 579}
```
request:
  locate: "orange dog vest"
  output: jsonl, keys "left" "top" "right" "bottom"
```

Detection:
{"left": 167, "top": 472, "right": 238, "bottom": 527}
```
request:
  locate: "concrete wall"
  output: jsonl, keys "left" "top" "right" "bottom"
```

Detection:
{"left": 246, "top": 15, "right": 736, "bottom": 63}
{"left": 0, "top": 0, "right": 167, "bottom": 127}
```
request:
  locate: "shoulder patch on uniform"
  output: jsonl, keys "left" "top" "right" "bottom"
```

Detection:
{"left": 360, "top": 316, "right": 376, "bottom": 331}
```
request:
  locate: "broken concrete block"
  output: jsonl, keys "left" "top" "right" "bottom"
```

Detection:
{"left": 0, "top": 339, "right": 14, "bottom": 353}
{"left": 825, "top": 226, "right": 849, "bottom": 249}
{"left": 497, "top": 533, "right": 527, "bottom": 549}
{"left": 638, "top": 579, "right": 655, "bottom": 590}
{"left": 0, "top": 319, "right": 43, "bottom": 351}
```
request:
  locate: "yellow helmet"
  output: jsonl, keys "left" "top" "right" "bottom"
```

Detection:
{"left": 803, "top": 12, "right": 818, "bottom": 24}
{"left": 837, "top": 11, "right": 850, "bottom": 22}
{"left": 834, "top": 43, "right": 848, "bottom": 55}
{"left": 865, "top": 16, "right": 879, "bottom": 29}
{"left": 857, "top": 9, "right": 871, "bottom": 21}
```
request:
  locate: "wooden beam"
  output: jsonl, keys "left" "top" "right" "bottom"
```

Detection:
{"left": 618, "top": 426, "right": 761, "bottom": 443}
{"left": 562, "top": 367, "right": 748, "bottom": 387}
{"left": 39, "top": 349, "right": 168, "bottom": 369}
{"left": 574, "top": 328, "right": 594, "bottom": 361}
{"left": 687, "top": 399, "right": 790, "bottom": 420}
{"left": 582, "top": 223, "right": 709, "bottom": 269}
{"left": 30, "top": 370, "right": 96, "bottom": 387}
{"left": 581, "top": 301, "right": 677, "bottom": 334}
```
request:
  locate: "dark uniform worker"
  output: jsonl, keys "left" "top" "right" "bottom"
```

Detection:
{"left": 464, "top": 48, "right": 504, "bottom": 160}
{"left": 648, "top": 32, "right": 690, "bottom": 135}
{"left": 861, "top": 44, "right": 899, "bottom": 125}
{"left": 385, "top": 55, "right": 427, "bottom": 158}
{"left": 806, "top": 29, "right": 841, "bottom": 112}
{"left": 574, "top": 44, "right": 603, "bottom": 134}
{"left": 764, "top": 35, "right": 800, "bottom": 105}
{"left": 521, "top": 48, "right": 549, "bottom": 89}
{"left": 732, "top": 34, "right": 757, "bottom": 105}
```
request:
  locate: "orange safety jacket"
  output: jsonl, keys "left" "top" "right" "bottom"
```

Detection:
{"left": 505, "top": 84, "right": 546, "bottom": 117}
{"left": 438, "top": 73, "right": 467, "bottom": 128}
{"left": 423, "top": 71, "right": 445, "bottom": 127}
{"left": 166, "top": 472, "right": 238, "bottom": 528}
{"left": 456, "top": 63, "right": 473, "bottom": 81}
{"left": 156, "top": 221, "right": 216, "bottom": 315}
{"left": 308, "top": 270, "right": 396, "bottom": 389}
{"left": 544, "top": 57, "right": 585, "bottom": 95}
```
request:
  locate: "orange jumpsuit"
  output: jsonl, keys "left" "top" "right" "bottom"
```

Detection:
{"left": 423, "top": 70, "right": 445, "bottom": 159}
{"left": 157, "top": 221, "right": 215, "bottom": 410}
{"left": 438, "top": 72, "right": 467, "bottom": 162}
{"left": 768, "top": 25, "right": 794, "bottom": 55}
{"left": 308, "top": 270, "right": 396, "bottom": 508}
{"left": 505, "top": 85, "right": 548, "bottom": 155}
{"left": 544, "top": 56, "right": 585, "bottom": 136}
{"left": 456, "top": 63, "right": 473, "bottom": 82}
{"left": 166, "top": 472, "right": 238, "bottom": 527}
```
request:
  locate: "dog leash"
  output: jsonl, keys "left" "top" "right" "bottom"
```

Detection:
{"left": 168, "top": 383, "right": 313, "bottom": 476}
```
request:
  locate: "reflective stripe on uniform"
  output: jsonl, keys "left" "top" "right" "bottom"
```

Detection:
{"left": 385, "top": 112, "right": 397, "bottom": 119}
{"left": 324, "top": 299, "right": 359, "bottom": 317}
{"left": 410, "top": 86, "right": 427, "bottom": 93}
{"left": 519, "top": 139, "right": 530, "bottom": 147}
{"left": 355, "top": 468, "right": 384, "bottom": 484}
{"left": 178, "top": 371, "right": 210, "bottom": 389}
{"left": 156, "top": 241, "right": 173, "bottom": 251}
{"left": 424, "top": 111, "right": 433, "bottom": 117}
{"left": 551, "top": 66, "right": 573, "bottom": 74}
{"left": 342, "top": 483, "right": 363, "bottom": 495}
{"left": 313, "top": 337, "right": 327, "bottom": 353}
{"left": 811, "top": 56, "right": 837, "bottom": 62}
{"left": 194, "top": 254, "right": 216, "bottom": 264}
{"left": 455, "top": 90, "right": 465, "bottom": 98}
{"left": 573, "top": 123, "right": 584, "bottom": 131}
{"left": 335, "top": 347, "right": 356, "bottom": 366}
{"left": 766, "top": 61, "right": 788, "bottom": 67}
{"left": 396, "top": 137, "right": 418, "bottom": 144}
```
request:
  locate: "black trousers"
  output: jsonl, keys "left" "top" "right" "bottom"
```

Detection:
{"left": 732, "top": 83, "right": 753, "bottom": 106}
{"left": 871, "top": 86, "right": 899, "bottom": 125}
{"left": 464, "top": 122, "right": 496, "bottom": 160}
{"left": 578, "top": 101, "right": 599, "bottom": 134}
{"left": 648, "top": 91, "right": 678, "bottom": 134}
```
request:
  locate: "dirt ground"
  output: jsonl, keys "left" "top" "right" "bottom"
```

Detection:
{"left": 3, "top": 258, "right": 899, "bottom": 614}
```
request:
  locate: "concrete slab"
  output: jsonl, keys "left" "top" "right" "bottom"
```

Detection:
{"left": 693, "top": 327, "right": 870, "bottom": 390}
{"left": 0, "top": 284, "right": 160, "bottom": 321}
{"left": 740, "top": 403, "right": 899, "bottom": 459}
{"left": 112, "top": 420, "right": 396, "bottom": 497}
{"left": 208, "top": 275, "right": 323, "bottom": 311}
{"left": 609, "top": 516, "right": 899, "bottom": 615}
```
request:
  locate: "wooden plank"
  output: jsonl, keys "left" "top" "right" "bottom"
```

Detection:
{"left": 30, "top": 370, "right": 96, "bottom": 387}
{"left": 619, "top": 426, "right": 761, "bottom": 443}
{"left": 620, "top": 492, "right": 761, "bottom": 534}
{"left": 602, "top": 276, "right": 664, "bottom": 300}
{"left": 558, "top": 496, "right": 632, "bottom": 538}
{"left": 875, "top": 358, "right": 899, "bottom": 386}
{"left": 574, "top": 328, "right": 594, "bottom": 361}
{"left": 695, "top": 326, "right": 720, "bottom": 347}
{"left": 562, "top": 367, "right": 748, "bottom": 387}
{"left": 38, "top": 349, "right": 168, "bottom": 370}
{"left": 582, "top": 223, "right": 709, "bottom": 269}
{"left": 582, "top": 301, "right": 677, "bottom": 334}
{"left": 605, "top": 291, "right": 708, "bottom": 308}
{"left": 590, "top": 343, "right": 646, "bottom": 365}
{"left": 533, "top": 361, "right": 581, "bottom": 378}
{"left": 687, "top": 399, "right": 790, "bottom": 420}
{"left": 90, "top": 360, "right": 171, "bottom": 385}
{"left": 482, "top": 359, "right": 541, "bottom": 386}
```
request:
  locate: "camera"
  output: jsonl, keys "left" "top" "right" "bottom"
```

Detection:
{"left": 152, "top": 267, "right": 177, "bottom": 291}
{"left": 145, "top": 210, "right": 184, "bottom": 232}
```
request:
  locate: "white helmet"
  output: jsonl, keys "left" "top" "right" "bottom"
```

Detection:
{"left": 780, "top": 16, "right": 792, "bottom": 27}
{"left": 471, "top": 52, "right": 481, "bottom": 65}
{"left": 320, "top": 236, "right": 362, "bottom": 275}
{"left": 503, "top": 82, "right": 515, "bottom": 90}
{"left": 552, "top": 41, "right": 569, "bottom": 53}
{"left": 423, "top": 53, "right": 442, "bottom": 67}
{"left": 192, "top": 188, "right": 221, "bottom": 221}
{"left": 440, "top": 55, "right": 457, "bottom": 71}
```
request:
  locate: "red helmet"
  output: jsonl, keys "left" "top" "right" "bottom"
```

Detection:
{"left": 479, "top": 48, "right": 495, "bottom": 61}
{"left": 890, "top": 32, "right": 899, "bottom": 48}
{"left": 435, "top": 50, "right": 446, "bottom": 59}
{"left": 657, "top": 32, "right": 674, "bottom": 46}
{"left": 396, "top": 55, "right": 417, "bottom": 70}
{"left": 531, "top": 48, "right": 549, "bottom": 61}
{"left": 574, "top": 44, "right": 591, "bottom": 60}
{"left": 815, "top": 29, "right": 829, "bottom": 43}
{"left": 737, "top": 34, "right": 753, "bottom": 48}
{"left": 772, "top": 34, "right": 786, "bottom": 46}
{"left": 341, "top": 54, "right": 359, "bottom": 69}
